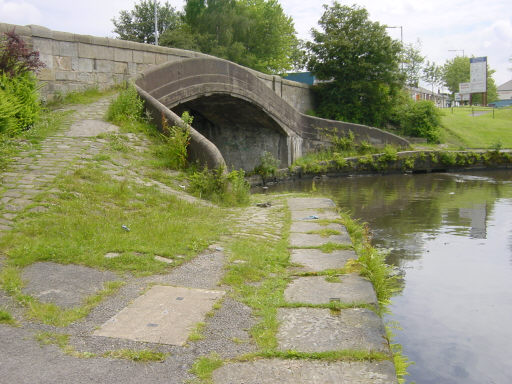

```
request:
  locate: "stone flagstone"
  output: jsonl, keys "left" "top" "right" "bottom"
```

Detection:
{"left": 289, "top": 232, "right": 351, "bottom": 247}
{"left": 277, "top": 307, "right": 388, "bottom": 353}
{"left": 213, "top": 359, "right": 397, "bottom": 384}
{"left": 284, "top": 274, "right": 377, "bottom": 305}
{"left": 94, "top": 285, "right": 225, "bottom": 346}
{"left": 287, "top": 197, "right": 336, "bottom": 210}
{"left": 21, "top": 262, "right": 119, "bottom": 308}
{"left": 290, "top": 248, "right": 356, "bottom": 271}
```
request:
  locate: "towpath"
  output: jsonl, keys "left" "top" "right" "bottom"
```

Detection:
{"left": 0, "top": 95, "right": 397, "bottom": 383}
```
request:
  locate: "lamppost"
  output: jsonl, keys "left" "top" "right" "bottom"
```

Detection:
{"left": 154, "top": 0, "right": 159, "bottom": 46}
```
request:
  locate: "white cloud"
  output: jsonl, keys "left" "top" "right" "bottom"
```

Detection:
{"left": 1, "top": 0, "right": 510, "bottom": 84}
{"left": 0, "top": 0, "right": 42, "bottom": 25}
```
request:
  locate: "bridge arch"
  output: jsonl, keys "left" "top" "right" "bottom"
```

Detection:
{"left": 135, "top": 57, "right": 409, "bottom": 171}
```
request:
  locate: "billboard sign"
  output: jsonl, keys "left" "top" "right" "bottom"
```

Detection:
{"left": 459, "top": 82, "right": 471, "bottom": 94}
{"left": 470, "top": 57, "right": 487, "bottom": 93}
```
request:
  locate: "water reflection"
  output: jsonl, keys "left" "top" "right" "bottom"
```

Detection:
{"left": 269, "top": 170, "right": 512, "bottom": 384}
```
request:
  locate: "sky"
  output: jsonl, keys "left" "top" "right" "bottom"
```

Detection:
{"left": 1, "top": 0, "right": 511, "bottom": 87}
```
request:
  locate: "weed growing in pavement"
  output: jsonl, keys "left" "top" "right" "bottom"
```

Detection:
{"left": 190, "top": 353, "right": 224, "bottom": 383}
{"left": 0, "top": 307, "right": 16, "bottom": 325}
{"left": 102, "top": 349, "right": 168, "bottom": 362}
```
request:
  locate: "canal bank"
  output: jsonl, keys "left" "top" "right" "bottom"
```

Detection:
{"left": 268, "top": 170, "right": 512, "bottom": 384}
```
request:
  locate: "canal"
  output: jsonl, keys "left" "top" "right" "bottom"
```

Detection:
{"left": 270, "top": 170, "right": 512, "bottom": 383}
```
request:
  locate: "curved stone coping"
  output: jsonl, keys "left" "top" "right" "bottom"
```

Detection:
{"left": 136, "top": 57, "right": 410, "bottom": 149}
{"left": 135, "top": 84, "right": 226, "bottom": 169}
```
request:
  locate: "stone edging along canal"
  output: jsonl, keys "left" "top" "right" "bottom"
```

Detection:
{"left": 248, "top": 150, "right": 512, "bottom": 185}
{"left": 213, "top": 197, "right": 398, "bottom": 383}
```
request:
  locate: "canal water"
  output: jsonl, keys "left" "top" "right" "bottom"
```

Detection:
{"left": 270, "top": 170, "right": 512, "bottom": 384}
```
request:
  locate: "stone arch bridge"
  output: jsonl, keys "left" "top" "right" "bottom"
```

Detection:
{"left": 135, "top": 57, "right": 409, "bottom": 171}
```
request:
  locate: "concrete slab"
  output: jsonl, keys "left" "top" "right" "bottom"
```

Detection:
{"left": 94, "top": 285, "right": 225, "bottom": 346}
{"left": 284, "top": 274, "right": 377, "bottom": 305}
{"left": 287, "top": 197, "right": 336, "bottom": 210}
{"left": 21, "top": 262, "right": 119, "bottom": 308}
{"left": 277, "top": 308, "right": 388, "bottom": 353}
{"left": 290, "top": 248, "right": 355, "bottom": 271}
{"left": 290, "top": 221, "right": 349, "bottom": 236}
{"left": 291, "top": 209, "right": 340, "bottom": 221}
{"left": 65, "top": 119, "right": 119, "bottom": 137}
{"left": 213, "top": 359, "right": 397, "bottom": 384}
{"left": 289, "top": 233, "right": 351, "bottom": 247}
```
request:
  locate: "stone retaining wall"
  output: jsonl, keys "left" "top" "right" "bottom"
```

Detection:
{"left": 0, "top": 22, "right": 313, "bottom": 112}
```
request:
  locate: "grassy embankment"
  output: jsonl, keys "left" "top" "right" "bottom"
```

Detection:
{"left": 440, "top": 107, "right": 512, "bottom": 148}
{"left": 0, "top": 86, "right": 232, "bottom": 327}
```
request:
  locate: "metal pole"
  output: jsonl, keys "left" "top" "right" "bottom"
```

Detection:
{"left": 154, "top": 0, "right": 158, "bottom": 46}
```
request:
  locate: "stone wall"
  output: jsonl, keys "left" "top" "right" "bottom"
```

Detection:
{"left": 0, "top": 23, "right": 313, "bottom": 112}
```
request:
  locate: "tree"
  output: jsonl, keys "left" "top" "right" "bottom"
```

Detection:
{"left": 307, "top": 2, "right": 403, "bottom": 127}
{"left": 401, "top": 41, "right": 425, "bottom": 88}
{"left": 422, "top": 61, "right": 443, "bottom": 95}
{"left": 443, "top": 56, "right": 498, "bottom": 103}
{"left": 163, "top": 0, "right": 298, "bottom": 74}
{"left": 112, "top": 0, "right": 180, "bottom": 44}
{"left": 442, "top": 56, "right": 469, "bottom": 95}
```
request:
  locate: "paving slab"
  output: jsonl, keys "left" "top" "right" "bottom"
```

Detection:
{"left": 291, "top": 209, "right": 340, "bottom": 221}
{"left": 65, "top": 119, "right": 119, "bottom": 137}
{"left": 21, "top": 262, "right": 119, "bottom": 308}
{"left": 290, "top": 221, "right": 349, "bottom": 235}
{"left": 284, "top": 274, "right": 377, "bottom": 305}
{"left": 288, "top": 197, "right": 336, "bottom": 210}
{"left": 290, "top": 248, "right": 355, "bottom": 271}
{"left": 277, "top": 307, "right": 388, "bottom": 353}
{"left": 289, "top": 232, "right": 351, "bottom": 247}
{"left": 94, "top": 285, "right": 225, "bottom": 346}
{"left": 213, "top": 359, "right": 397, "bottom": 384}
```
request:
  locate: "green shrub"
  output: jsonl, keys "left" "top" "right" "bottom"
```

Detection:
{"left": 394, "top": 99, "right": 441, "bottom": 143}
{"left": 188, "top": 166, "right": 250, "bottom": 206}
{"left": 254, "top": 151, "right": 280, "bottom": 184}
{"left": 438, "top": 151, "right": 456, "bottom": 166}
{"left": 161, "top": 112, "right": 191, "bottom": 170}
{"left": 106, "top": 84, "right": 144, "bottom": 123}
{"left": 379, "top": 145, "right": 398, "bottom": 162}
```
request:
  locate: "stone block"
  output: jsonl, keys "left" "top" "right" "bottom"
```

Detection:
{"left": 127, "top": 62, "right": 138, "bottom": 75}
{"left": 290, "top": 209, "right": 340, "bottom": 221}
{"left": 28, "top": 24, "right": 52, "bottom": 38}
{"left": 52, "top": 30, "right": 75, "bottom": 42}
{"left": 114, "top": 48, "right": 132, "bottom": 62}
{"left": 133, "top": 50, "right": 144, "bottom": 63}
{"left": 289, "top": 233, "right": 351, "bottom": 247}
{"left": 155, "top": 53, "right": 168, "bottom": 64}
{"left": 53, "top": 56, "right": 72, "bottom": 71}
{"left": 71, "top": 57, "right": 79, "bottom": 71}
{"left": 94, "top": 285, "right": 225, "bottom": 346}
{"left": 57, "top": 41, "right": 77, "bottom": 56}
{"left": 95, "top": 59, "right": 113, "bottom": 73}
{"left": 277, "top": 307, "right": 388, "bottom": 353}
{"left": 114, "top": 61, "right": 128, "bottom": 74}
{"left": 96, "top": 72, "right": 111, "bottom": 84}
{"left": 288, "top": 197, "right": 336, "bottom": 210}
{"left": 290, "top": 248, "right": 355, "bottom": 272}
{"left": 33, "top": 38, "right": 54, "bottom": 55}
{"left": 143, "top": 51, "right": 156, "bottom": 64}
{"left": 78, "top": 43, "right": 113, "bottom": 60}
{"left": 137, "top": 63, "right": 150, "bottom": 73}
{"left": 55, "top": 71, "right": 76, "bottom": 81}
{"left": 37, "top": 68, "right": 55, "bottom": 81}
{"left": 213, "top": 360, "right": 397, "bottom": 384}
{"left": 78, "top": 58, "right": 94, "bottom": 72}
{"left": 21, "top": 262, "right": 119, "bottom": 308}
{"left": 284, "top": 274, "right": 377, "bottom": 305}
{"left": 39, "top": 54, "right": 53, "bottom": 69}
{"left": 77, "top": 72, "right": 94, "bottom": 83}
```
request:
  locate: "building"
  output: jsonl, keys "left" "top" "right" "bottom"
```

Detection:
{"left": 497, "top": 80, "right": 512, "bottom": 100}
{"left": 407, "top": 86, "right": 450, "bottom": 108}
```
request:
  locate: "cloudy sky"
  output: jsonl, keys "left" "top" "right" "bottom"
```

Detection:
{"left": 1, "top": 0, "right": 511, "bottom": 86}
